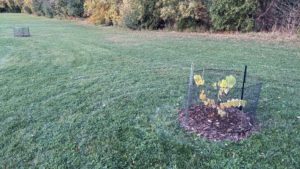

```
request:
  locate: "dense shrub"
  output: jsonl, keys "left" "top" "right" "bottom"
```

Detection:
{"left": 256, "top": 0, "right": 300, "bottom": 32}
{"left": 121, "top": 0, "right": 162, "bottom": 30}
{"left": 64, "top": 0, "right": 84, "bottom": 17}
{"left": 84, "top": 0, "right": 208, "bottom": 30}
{"left": 84, "top": 0, "right": 155, "bottom": 28}
{"left": 177, "top": 0, "right": 210, "bottom": 30}
{"left": 22, "top": 0, "right": 32, "bottom": 13}
{"left": 41, "top": 0, "right": 54, "bottom": 18}
{"left": 159, "top": 0, "right": 177, "bottom": 28}
{"left": 159, "top": 0, "right": 210, "bottom": 30}
{"left": 49, "top": 0, "right": 84, "bottom": 17}
{"left": 84, "top": 0, "right": 121, "bottom": 25}
{"left": 1, "top": 0, "right": 299, "bottom": 33}
{"left": 121, "top": 0, "right": 141, "bottom": 29}
{"left": 0, "top": 0, "right": 22, "bottom": 12}
{"left": 210, "top": 0, "right": 257, "bottom": 32}
{"left": 1, "top": 0, "right": 84, "bottom": 17}
{"left": 31, "top": 0, "right": 45, "bottom": 16}
{"left": 0, "top": 0, "right": 7, "bottom": 12}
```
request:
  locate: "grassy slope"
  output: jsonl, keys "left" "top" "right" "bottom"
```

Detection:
{"left": 0, "top": 14, "right": 300, "bottom": 168}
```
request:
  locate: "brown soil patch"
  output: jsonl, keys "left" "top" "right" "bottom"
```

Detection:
{"left": 179, "top": 105, "right": 258, "bottom": 141}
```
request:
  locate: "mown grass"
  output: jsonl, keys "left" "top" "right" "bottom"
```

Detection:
{"left": 0, "top": 13, "right": 300, "bottom": 168}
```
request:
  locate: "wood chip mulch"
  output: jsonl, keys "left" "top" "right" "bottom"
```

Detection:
{"left": 179, "top": 105, "right": 259, "bottom": 141}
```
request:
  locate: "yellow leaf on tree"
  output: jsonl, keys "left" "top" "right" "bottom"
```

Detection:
{"left": 218, "top": 79, "right": 227, "bottom": 88}
{"left": 218, "top": 88, "right": 227, "bottom": 97}
{"left": 212, "top": 82, "right": 217, "bottom": 89}
{"left": 194, "top": 75, "right": 205, "bottom": 86}
{"left": 225, "top": 75, "right": 236, "bottom": 88}
{"left": 199, "top": 90, "right": 207, "bottom": 101}
{"left": 220, "top": 99, "right": 247, "bottom": 108}
{"left": 204, "top": 99, "right": 216, "bottom": 107}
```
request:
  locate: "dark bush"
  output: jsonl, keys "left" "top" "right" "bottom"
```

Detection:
{"left": 139, "top": 0, "right": 162, "bottom": 30}
{"left": 122, "top": 0, "right": 162, "bottom": 30}
{"left": 25, "top": 0, "right": 84, "bottom": 17}
{"left": 23, "top": 6, "right": 32, "bottom": 14}
{"left": 210, "top": 0, "right": 257, "bottom": 32}
{"left": 123, "top": 9, "right": 141, "bottom": 30}
{"left": 42, "top": 1, "right": 55, "bottom": 18}
{"left": 0, "top": 0, "right": 21, "bottom": 12}
{"left": 256, "top": 0, "right": 300, "bottom": 32}
{"left": 2, "top": 0, "right": 299, "bottom": 33}
{"left": 55, "top": 0, "right": 84, "bottom": 17}
{"left": 66, "top": 0, "right": 84, "bottom": 17}
{"left": 31, "top": 0, "right": 44, "bottom": 16}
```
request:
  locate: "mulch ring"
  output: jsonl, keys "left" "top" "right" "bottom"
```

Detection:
{"left": 179, "top": 105, "right": 259, "bottom": 141}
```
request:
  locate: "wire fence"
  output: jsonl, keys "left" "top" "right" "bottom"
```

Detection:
{"left": 13, "top": 27, "right": 30, "bottom": 37}
{"left": 182, "top": 65, "right": 263, "bottom": 125}
{"left": 150, "top": 65, "right": 263, "bottom": 142}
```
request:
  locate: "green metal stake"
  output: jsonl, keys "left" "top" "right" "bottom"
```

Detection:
{"left": 240, "top": 65, "right": 247, "bottom": 110}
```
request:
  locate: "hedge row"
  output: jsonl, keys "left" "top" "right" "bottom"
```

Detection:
{"left": 1, "top": 0, "right": 299, "bottom": 32}
{"left": 0, "top": 0, "right": 84, "bottom": 17}
{"left": 83, "top": 0, "right": 257, "bottom": 32}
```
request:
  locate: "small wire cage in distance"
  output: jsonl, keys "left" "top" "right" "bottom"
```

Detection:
{"left": 13, "top": 27, "right": 30, "bottom": 37}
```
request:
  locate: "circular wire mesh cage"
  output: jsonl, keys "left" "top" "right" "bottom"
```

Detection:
{"left": 150, "top": 65, "right": 263, "bottom": 142}
{"left": 13, "top": 27, "right": 31, "bottom": 37}
{"left": 182, "top": 66, "right": 263, "bottom": 125}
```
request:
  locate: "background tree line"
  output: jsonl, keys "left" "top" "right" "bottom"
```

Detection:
{"left": 1, "top": 0, "right": 299, "bottom": 33}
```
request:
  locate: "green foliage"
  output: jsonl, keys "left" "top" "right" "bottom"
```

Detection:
{"left": 83, "top": 0, "right": 209, "bottom": 30}
{"left": 177, "top": 0, "right": 210, "bottom": 30}
{"left": 121, "top": 0, "right": 162, "bottom": 30}
{"left": 0, "top": 0, "right": 22, "bottom": 12}
{"left": 194, "top": 73, "right": 246, "bottom": 117}
{"left": 121, "top": 0, "right": 141, "bottom": 29}
{"left": 65, "top": 0, "right": 84, "bottom": 16}
{"left": 122, "top": 6, "right": 141, "bottom": 29}
{"left": 1, "top": 0, "right": 298, "bottom": 32}
{"left": 41, "top": 0, "right": 54, "bottom": 18}
{"left": 139, "top": 0, "right": 162, "bottom": 29}
{"left": 0, "top": 0, "right": 7, "bottom": 12}
{"left": 159, "top": 0, "right": 177, "bottom": 27}
{"left": 1, "top": 0, "right": 84, "bottom": 17}
{"left": 210, "top": 0, "right": 257, "bottom": 32}
{"left": 20, "top": 0, "right": 32, "bottom": 13}
{"left": 217, "top": 75, "right": 236, "bottom": 98}
{"left": 50, "top": 0, "right": 84, "bottom": 17}
{"left": 31, "top": 0, "right": 43, "bottom": 16}
{"left": 1, "top": 14, "right": 300, "bottom": 168}
{"left": 159, "top": 0, "right": 210, "bottom": 30}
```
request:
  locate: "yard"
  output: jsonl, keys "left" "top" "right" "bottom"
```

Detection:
{"left": 0, "top": 14, "right": 300, "bottom": 168}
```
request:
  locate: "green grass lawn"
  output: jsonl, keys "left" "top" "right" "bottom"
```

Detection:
{"left": 0, "top": 13, "right": 300, "bottom": 168}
